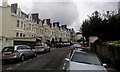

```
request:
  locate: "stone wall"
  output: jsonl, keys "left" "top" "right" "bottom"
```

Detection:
{"left": 91, "top": 43, "right": 120, "bottom": 69}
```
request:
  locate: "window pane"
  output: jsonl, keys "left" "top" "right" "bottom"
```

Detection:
{"left": 16, "top": 32, "right": 19, "bottom": 37}
{"left": 17, "top": 20, "right": 19, "bottom": 27}
{"left": 21, "top": 21, "right": 23, "bottom": 28}
{"left": 29, "top": 24, "right": 31, "bottom": 30}
{"left": 20, "top": 33, "right": 22, "bottom": 37}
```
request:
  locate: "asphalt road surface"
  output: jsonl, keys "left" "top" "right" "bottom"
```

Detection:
{"left": 2, "top": 46, "right": 118, "bottom": 72}
{"left": 2, "top": 47, "right": 70, "bottom": 72}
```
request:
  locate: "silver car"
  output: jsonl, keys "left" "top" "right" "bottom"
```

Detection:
{"left": 65, "top": 50, "right": 108, "bottom": 72}
{"left": 2, "top": 45, "right": 37, "bottom": 62}
{"left": 34, "top": 43, "right": 50, "bottom": 53}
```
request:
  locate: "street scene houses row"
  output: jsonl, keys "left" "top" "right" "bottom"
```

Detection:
{"left": 0, "top": 2, "right": 76, "bottom": 50}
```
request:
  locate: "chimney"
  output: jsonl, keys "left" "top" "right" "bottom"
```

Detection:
{"left": 42, "top": 19, "right": 45, "bottom": 24}
{"left": 46, "top": 19, "right": 52, "bottom": 27}
{"left": 11, "top": 3, "right": 18, "bottom": 14}
{"left": 56, "top": 22, "right": 59, "bottom": 27}
{"left": 53, "top": 22, "right": 59, "bottom": 27}
{"left": 46, "top": 19, "right": 51, "bottom": 24}
{"left": 53, "top": 23, "right": 55, "bottom": 27}
{"left": 2, "top": 0, "right": 8, "bottom": 7}
{"left": 61, "top": 25, "right": 67, "bottom": 29}
{"left": 32, "top": 13, "right": 39, "bottom": 22}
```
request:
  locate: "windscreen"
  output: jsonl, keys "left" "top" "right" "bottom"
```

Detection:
{"left": 71, "top": 52, "right": 102, "bottom": 66}
{"left": 2, "top": 46, "right": 14, "bottom": 52}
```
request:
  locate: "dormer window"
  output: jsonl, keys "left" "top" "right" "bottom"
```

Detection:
{"left": 55, "top": 24, "right": 57, "bottom": 28}
{"left": 30, "top": 16, "right": 31, "bottom": 20}
{"left": 18, "top": 12, "right": 21, "bottom": 17}
{"left": 17, "top": 20, "right": 20, "bottom": 27}
{"left": 29, "top": 15, "right": 32, "bottom": 21}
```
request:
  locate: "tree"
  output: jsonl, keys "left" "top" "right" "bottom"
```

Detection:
{"left": 81, "top": 10, "right": 120, "bottom": 41}
{"left": 81, "top": 11, "right": 102, "bottom": 37}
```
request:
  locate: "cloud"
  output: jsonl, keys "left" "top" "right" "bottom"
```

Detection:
{"left": 31, "top": 2, "right": 79, "bottom": 28}
{"left": 94, "top": 2, "right": 118, "bottom": 12}
{"left": 75, "top": 2, "right": 118, "bottom": 23}
{"left": 73, "top": 0, "right": 120, "bottom": 2}
{"left": 1, "top": 0, "right": 119, "bottom": 32}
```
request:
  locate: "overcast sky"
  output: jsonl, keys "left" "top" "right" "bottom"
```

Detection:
{"left": 0, "top": 0, "right": 120, "bottom": 32}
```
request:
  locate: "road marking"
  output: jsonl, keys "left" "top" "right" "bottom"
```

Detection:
{"left": 6, "top": 67, "right": 12, "bottom": 70}
{"left": 23, "top": 61, "right": 27, "bottom": 63}
{"left": 64, "top": 63, "right": 66, "bottom": 66}
{"left": 63, "top": 67, "right": 65, "bottom": 70}
{"left": 29, "top": 59, "right": 32, "bottom": 61}
{"left": 16, "top": 63, "right": 21, "bottom": 66}
{"left": 45, "top": 68, "right": 50, "bottom": 70}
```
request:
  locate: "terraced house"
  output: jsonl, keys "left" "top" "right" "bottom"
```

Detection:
{"left": 0, "top": 2, "right": 73, "bottom": 51}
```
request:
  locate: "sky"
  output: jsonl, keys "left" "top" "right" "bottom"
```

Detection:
{"left": 0, "top": 0, "right": 120, "bottom": 32}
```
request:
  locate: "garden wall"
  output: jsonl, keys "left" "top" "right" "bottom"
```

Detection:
{"left": 91, "top": 43, "right": 120, "bottom": 69}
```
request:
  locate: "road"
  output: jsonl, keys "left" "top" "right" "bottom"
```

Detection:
{"left": 2, "top": 46, "right": 118, "bottom": 72}
{"left": 2, "top": 47, "right": 70, "bottom": 72}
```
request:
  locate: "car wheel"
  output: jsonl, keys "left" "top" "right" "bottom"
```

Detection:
{"left": 20, "top": 55, "right": 25, "bottom": 62}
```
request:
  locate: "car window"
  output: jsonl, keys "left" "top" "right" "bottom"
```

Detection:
{"left": 71, "top": 52, "right": 102, "bottom": 66}
{"left": 26, "top": 46, "right": 31, "bottom": 49}
{"left": 17, "top": 46, "right": 21, "bottom": 50}
{"left": 35, "top": 43, "right": 43, "bottom": 46}
{"left": 18, "top": 46, "right": 27, "bottom": 49}
{"left": 75, "top": 48, "right": 83, "bottom": 51}
{"left": 26, "top": 46, "right": 29, "bottom": 48}
{"left": 22, "top": 46, "right": 27, "bottom": 49}
{"left": 35, "top": 46, "right": 43, "bottom": 49}
{"left": 2, "top": 46, "right": 14, "bottom": 52}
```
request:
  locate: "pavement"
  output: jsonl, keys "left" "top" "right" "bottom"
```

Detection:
{"left": 106, "top": 64, "right": 119, "bottom": 72}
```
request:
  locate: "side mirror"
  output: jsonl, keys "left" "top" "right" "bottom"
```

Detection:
{"left": 103, "top": 63, "right": 107, "bottom": 67}
{"left": 65, "top": 58, "right": 70, "bottom": 62}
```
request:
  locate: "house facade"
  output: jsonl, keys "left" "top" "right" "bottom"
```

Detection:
{"left": 0, "top": 2, "right": 73, "bottom": 51}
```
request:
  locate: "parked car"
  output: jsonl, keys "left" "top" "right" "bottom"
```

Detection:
{"left": 34, "top": 43, "right": 50, "bottom": 53}
{"left": 65, "top": 50, "right": 107, "bottom": 72}
{"left": 56, "top": 43, "right": 63, "bottom": 47}
{"left": 70, "top": 43, "right": 91, "bottom": 52}
{"left": 2, "top": 45, "right": 37, "bottom": 62}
